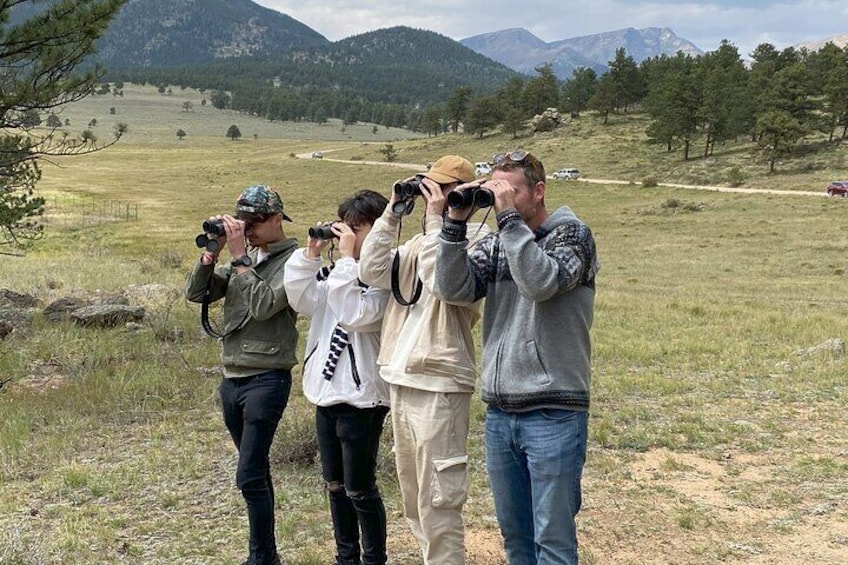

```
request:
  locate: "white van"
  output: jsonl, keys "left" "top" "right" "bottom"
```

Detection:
{"left": 475, "top": 162, "right": 492, "bottom": 176}
{"left": 552, "top": 168, "right": 580, "bottom": 180}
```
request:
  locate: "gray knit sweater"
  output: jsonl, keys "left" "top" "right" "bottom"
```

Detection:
{"left": 435, "top": 206, "right": 599, "bottom": 412}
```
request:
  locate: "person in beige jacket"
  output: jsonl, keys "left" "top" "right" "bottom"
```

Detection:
{"left": 358, "top": 156, "right": 489, "bottom": 565}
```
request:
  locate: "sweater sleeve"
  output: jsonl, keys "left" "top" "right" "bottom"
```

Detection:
{"left": 435, "top": 218, "right": 493, "bottom": 304}
{"left": 497, "top": 210, "right": 589, "bottom": 302}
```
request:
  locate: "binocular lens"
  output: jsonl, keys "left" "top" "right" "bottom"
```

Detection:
{"left": 202, "top": 219, "right": 226, "bottom": 237}
{"left": 446, "top": 188, "right": 494, "bottom": 209}
{"left": 308, "top": 225, "right": 336, "bottom": 240}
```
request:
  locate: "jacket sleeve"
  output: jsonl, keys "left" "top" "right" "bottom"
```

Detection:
{"left": 282, "top": 248, "right": 326, "bottom": 318}
{"left": 358, "top": 208, "right": 402, "bottom": 290}
{"left": 185, "top": 260, "right": 229, "bottom": 303}
{"left": 327, "top": 257, "right": 389, "bottom": 331}
{"left": 226, "top": 258, "right": 291, "bottom": 321}
{"left": 416, "top": 214, "right": 444, "bottom": 296}
{"left": 498, "top": 211, "right": 588, "bottom": 302}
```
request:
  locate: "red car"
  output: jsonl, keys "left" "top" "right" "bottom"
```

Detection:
{"left": 827, "top": 181, "right": 848, "bottom": 197}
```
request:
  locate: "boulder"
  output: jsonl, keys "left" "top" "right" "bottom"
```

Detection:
{"left": 43, "top": 296, "right": 93, "bottom": 322}
{"left": 0, "top": 308, "right": 33, "bottom": 335}
{"left": 0, "top": 289, "right": 39, "bottom": 308}
{"left": 70, "top": 304, "right": 145, "bottom": 328}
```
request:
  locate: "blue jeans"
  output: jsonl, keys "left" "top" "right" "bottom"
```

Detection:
{"left": 220, "top": 370, "right": 292, "bottom": 565}
{"left": 485, "top": 406, "right": 588, "bottom": 565}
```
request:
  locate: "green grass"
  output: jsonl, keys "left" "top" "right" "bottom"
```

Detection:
{"left": 1, "top": 84, "right": 847, "bottom": 564}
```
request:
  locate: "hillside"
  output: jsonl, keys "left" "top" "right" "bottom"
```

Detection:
{"left": 77, "top": 0, "right": 328, "bottom": 68}
{"left": 111, "top": 26, "right": 519, "bottom": 109}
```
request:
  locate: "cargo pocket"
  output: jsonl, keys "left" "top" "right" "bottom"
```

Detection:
{"left": 431, "top": 455, "right": 468, "bottom": 508}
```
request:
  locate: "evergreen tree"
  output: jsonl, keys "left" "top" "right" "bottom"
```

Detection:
{"left": 698, "top": 41, "right": 749, "bottom": 157}
{"left": 561, "top": 67, "right": 598, "bottom": 117}
{"left": 608, "top": 48, "right": 644, "bottom": 112}
{"left": 226, "top": 124, "right": 242, "bottom": 140}
{"left": 465, "top": 96, "right": 501, "bottom": 139}
{"left": 422, "top": 106, "right": 443, "bottom": 137}
{"left": 523, "top": 64, "right": 560, "bottom": 116}
{"left": 445, "top": 86, "right": 472, "bottom": 133}
{"left": 588, "top": 74, "right": 617, "bottom": 125}
{"left": 0, "top": 0, "right": 127, "bottom": 247}
{"left": 643, "top": 53, "right": 701, "bottom": 159}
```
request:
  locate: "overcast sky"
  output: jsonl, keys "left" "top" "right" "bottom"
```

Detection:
{"left": 254, "top": 0, "right": 848, "bottom": 58}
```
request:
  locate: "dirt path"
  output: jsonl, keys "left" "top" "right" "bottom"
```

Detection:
{"left": 297, "top": 149, "right": 831, "bottom": 197}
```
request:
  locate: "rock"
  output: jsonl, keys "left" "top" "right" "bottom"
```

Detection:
{"left": 0, "top": 308, "right": 33, "bottom": 334}
{"left": 70, "top": 304, "right": 145, "bottom": 327}
{"left": 530, "top": 107, "right": 563, "bottom": 132}
{"left": 91, "top": 292, "right": 129, "bottom": 306}
{"left": 43, "top": 296, "right": 93, "bottom": 322}
{"left": 795, "top": 338, "right": 845, "bottom": 358}
{"left": 0, "top": 289, "right": 39, "bottom": 308}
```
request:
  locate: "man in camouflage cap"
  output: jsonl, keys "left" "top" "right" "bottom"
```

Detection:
{"left": 186, "top": 184, "right": 299, "bottom": 565}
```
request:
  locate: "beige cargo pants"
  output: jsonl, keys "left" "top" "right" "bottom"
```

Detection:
{"left": 389, "top": 384, "right": 471, "bottom": 565}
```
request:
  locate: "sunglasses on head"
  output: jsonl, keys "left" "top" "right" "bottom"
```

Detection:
{"left": 490, "top": 150, "right": 544, "bottom": 180}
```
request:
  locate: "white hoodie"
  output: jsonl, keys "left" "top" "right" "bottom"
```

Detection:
{"left": 284, "top": 249, "right": 390, "bottom": 408}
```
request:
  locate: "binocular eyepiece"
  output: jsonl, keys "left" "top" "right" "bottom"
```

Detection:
{"left": 393, "top": 177, "right": 423, "bottom": 200}
{"left": 446, "top": 187, "right": 495, "bottom": 210}
{"left": 201, "top": 218, "right": 226, "bottom": 237}
{"left": 308, "top": 225, "right": 336, "bottom": 240}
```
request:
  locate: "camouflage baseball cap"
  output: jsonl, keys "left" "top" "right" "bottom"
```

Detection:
{"left": 235, "top": 185, "right": 292, "bottom": 222}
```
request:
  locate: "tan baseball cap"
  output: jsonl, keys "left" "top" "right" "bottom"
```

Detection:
{"left": 422, "top": 155, "right": 475, "bottom": 185}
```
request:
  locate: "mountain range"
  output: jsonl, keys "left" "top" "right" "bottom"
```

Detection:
{"left": 74, "top": 0, "right": 705, "bottom": 80}
{"left": 460, "top": 27, "right": 704, "bottom": 79}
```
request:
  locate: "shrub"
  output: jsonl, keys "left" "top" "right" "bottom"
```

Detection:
{"left": 642, "top": 176, "right": 659, "bottom": 188}
{"left": 727, "top": 166, "right": 746, "bottom": 187}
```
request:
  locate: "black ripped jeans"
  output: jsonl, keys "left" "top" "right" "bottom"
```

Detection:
{"left": 220, "top": 370, "right": 292, "bottom": 565}
{"left": 316, "top": 403, "right": 390, "bottom": 565}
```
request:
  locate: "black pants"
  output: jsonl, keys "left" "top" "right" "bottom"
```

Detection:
{"left": 220, "top": 370, "right": 291, "bottom": 565}
{"left": 316, "top": 403, "right": 390, "bottom": 565}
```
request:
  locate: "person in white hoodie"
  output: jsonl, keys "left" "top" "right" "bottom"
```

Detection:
{"left": 284, "top": 189, "right": 391, "bottom": 565}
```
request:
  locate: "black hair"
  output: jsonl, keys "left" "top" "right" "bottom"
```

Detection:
{"left": 338, "top": 189, "right": 388, "bottom": 227}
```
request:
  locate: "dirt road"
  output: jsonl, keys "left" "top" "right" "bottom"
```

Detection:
{"left": 298, "top": 150, "right": 830, "bottom": 198}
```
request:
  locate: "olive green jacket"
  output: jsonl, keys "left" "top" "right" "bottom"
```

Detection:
{"left": 185, "top": 238, "right": 299, "bottom": 378}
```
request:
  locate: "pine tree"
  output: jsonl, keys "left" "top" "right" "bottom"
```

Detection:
{"left": 0, "top": 0, "right": 128, "bottom": 248}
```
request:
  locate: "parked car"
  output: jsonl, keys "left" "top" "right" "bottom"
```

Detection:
{"left": 311, "top": 151, "right": 323, "bottom": 159}
{"left": 826, "top": 180, "right": 848, "bottom": 197}
{"left": 475, "top": 162, "right": 492, "bottom": 176}
{"left": 552, "top": 168, "right": 581, "bottom": 180}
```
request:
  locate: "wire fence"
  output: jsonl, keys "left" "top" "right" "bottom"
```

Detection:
{"left": 43, "top": 195, "right": 139, "bottom": 229}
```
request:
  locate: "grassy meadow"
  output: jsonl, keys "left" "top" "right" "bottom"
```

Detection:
{"left": 1, "top": 84, "right": 847, "bottom": 564}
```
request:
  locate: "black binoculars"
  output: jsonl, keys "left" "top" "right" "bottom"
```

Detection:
{"left": 308, "top": 225, "right": 336, "bottom": 240}
{"left": 202, "top": 218, "right": 226, "bottom": 237}
{"left": 393, "top": 177, "right": 423, "bottom": 199}
{"left": 446, "top": 187, "right": 495, "bottom": 209}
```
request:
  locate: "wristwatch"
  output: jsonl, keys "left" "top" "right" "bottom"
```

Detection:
{"left": 230, "top": 255, "right": 252, "bottom": 268}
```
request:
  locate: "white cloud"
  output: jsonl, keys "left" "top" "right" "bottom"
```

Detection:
{"left": 256, "top": 0, "right": 848, "bottom": 56}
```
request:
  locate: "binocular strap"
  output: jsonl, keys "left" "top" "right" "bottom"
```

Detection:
{"left": 201, "top": 280, "right": 249, "bottom": 339}
{"left": 390, "top": 252, "right": 423, "bottom": 306}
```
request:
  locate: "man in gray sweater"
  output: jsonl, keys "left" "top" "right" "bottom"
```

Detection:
{"left": 434, "top": 150, "right": 599, "bottom": 565}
